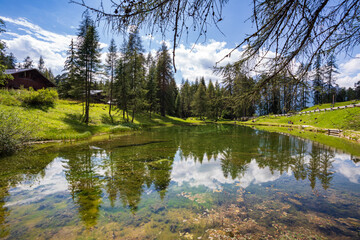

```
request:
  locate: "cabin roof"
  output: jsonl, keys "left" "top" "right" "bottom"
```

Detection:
{"left": 4, "top": 68, "right": 56, "bottom": 88}
{"left": 5, "top": 69, "right": 33, "bottom": 74}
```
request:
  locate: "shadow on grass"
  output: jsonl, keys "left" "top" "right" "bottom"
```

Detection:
{"left": 135, "top": 113, "right": 193, "bottom": 127}
{"left": 62, "top": 113, "right": 102, "bottom": 134}
{"left": 22, "top": 103, "right": 55, "bottom": 112}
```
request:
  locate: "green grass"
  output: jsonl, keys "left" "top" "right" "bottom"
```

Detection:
{"left": 300, "top": 100, "right": 360, "bottom": 112}
{"left": 0, "top": 90, "right": 203, "bottom": 141}
{"left": 238, "top": 100, "right": 360, "bottom": 146}
{"left": 253, "top": 125, "right": 360, "bottom": 157}
{"left": 247, "top": 105, "right": 360, "bottom": 130}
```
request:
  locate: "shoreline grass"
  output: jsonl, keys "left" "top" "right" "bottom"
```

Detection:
{"left": 0, "top": 96, "right": 203, "bottom": 142}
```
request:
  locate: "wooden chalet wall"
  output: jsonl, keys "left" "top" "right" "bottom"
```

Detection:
{"left": 3, "top": 69, "right": 56, "bottom": 90}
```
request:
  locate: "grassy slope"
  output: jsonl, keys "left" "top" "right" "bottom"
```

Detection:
{"left": 0, "top": 90, "right": 202, "bottom": 140}
{"left": 240, "top": 101, "right": 360, "bottom": 144}
{"left": 250, "top": 107, "right": 360, "bottom": 130}
{"left": 300, "top": 100, "right": 360, "bottom": 112}
{"left": 241, "top": 99, "right": 360, "bottom": 130}
{"left": 254, "top": 125, "right": 360, "bottom": 157}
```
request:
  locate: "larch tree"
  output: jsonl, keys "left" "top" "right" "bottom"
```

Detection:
{"left": 105, "top": 38, "right": 118, "bottom": 121}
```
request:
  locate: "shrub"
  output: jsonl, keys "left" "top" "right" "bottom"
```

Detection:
{"left": 21, "top": 87, "right": 58, "bottom": 107}
{"left": 0, "top": 110, "right": 33, "bottom": 156}
{"left": 0, "top": 89, "right": 22, "bottom": 106}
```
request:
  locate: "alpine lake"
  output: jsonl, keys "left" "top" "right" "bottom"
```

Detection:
{"left": 0, "top": 125, "right": 359, "bottom": 239}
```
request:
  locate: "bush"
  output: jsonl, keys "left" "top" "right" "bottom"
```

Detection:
{"left": 0, "top": 89, "right": 22, "bottom": 106}
{"left": 21, "top": 87, "right": 58, "bottom": 107}
{"left": 0, "top": 110, "right": 33, "bottom": 156}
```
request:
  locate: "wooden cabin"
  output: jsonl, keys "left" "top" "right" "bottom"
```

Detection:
{"left": 3, "top": 69, "right": 56, "bottom": 90}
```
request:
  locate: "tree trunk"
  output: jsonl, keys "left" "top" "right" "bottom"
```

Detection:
{"left": 109, "top": 64, "right": 113, "bottom": 122}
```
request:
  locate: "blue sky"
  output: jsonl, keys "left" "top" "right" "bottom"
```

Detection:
{"left": 1, "top": 0, "right": 360, "bottom": 88}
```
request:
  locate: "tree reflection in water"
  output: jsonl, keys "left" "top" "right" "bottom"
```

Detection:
{"left": 0, "top": 151, "right": 57, "bottom": 237}
{"left": 0, "top": 125, "right": 348, "bottom": 232}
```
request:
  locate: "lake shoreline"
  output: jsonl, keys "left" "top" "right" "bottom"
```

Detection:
{"left": 234, "top": 122, "right": 360, "bottom": 157}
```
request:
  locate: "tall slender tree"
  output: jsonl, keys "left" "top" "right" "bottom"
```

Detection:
{"left": 145, "top": 53, "right": 158, "bottom": 118}
{"left": 38, "top": 56, "right": 45, "bottom": 73}
{"left": 156, "top": 43, "right": 173, "bottom": 116}
{"left": 61, "top": 39, "right": 79, "bottom": 98}
{"left": 192, "top": 79, "right": 207, "bottom": 119}
{"left": 324, "top": 54, "right": 338, "bottom": 105}
{"left": 115, "top": 58, "right": 130, "bottom": 121}
{"left": 313, "top": 54, "right": 324, "bottom": 105}
{"left": 77, "top": 21, "right": 101, "bottom": 124}
{"left": 105, "top": 38, "right": 118, "bottom": 121}
{"left": 122, "top": 28, "right": 146, "bottom": 122}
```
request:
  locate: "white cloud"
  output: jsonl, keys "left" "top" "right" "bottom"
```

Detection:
{"left": 1, "top": 16, "right": 107, "bottom": 75}
{"left": 336, "top": 73, "right": 360, "bottom": 88}
{"left": 174, "top": 40, "right": 243, "bottom": 82}
{"left": 5, "top": 158, "right": 69, "bottom": 207}
{"left": 333, "top": 153, "right": 360, "bottom": 184}
{"left": 339, "top": 54, "right": 360, "bottom": 75}
{"left": 337, "top": 54, "right": 360, "bottom": 88}
{"left": 171, "top": 153, "right": 282, "bottom": 190}
{"left": 172, "top": 40, "right": 298, "bottom": 83}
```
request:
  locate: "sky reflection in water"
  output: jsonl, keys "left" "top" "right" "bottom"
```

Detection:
{"left": 1, "top": 125, "right": 360, "bottom": 239}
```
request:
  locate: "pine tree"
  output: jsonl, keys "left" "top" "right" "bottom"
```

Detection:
{"left": 38, "top": 56, "right": 45, "bottom": 73}
{"left": 61, "top": 39, "right": 79, "bottom": 98}
{"left": 23, "top": 56, "right": 33, "bottom": 69}
{"left": 115, "top": 58, "right": 130, "bottom": 121}
{"left": 192, "top": 79, "right": 207, "bottom": 119}
{"left": 156, "top": 43, "right": 173, "bottom": 116}
{"left": 175, "top": 93, "right": 182, "bottom": 117}
{"left": 324, "top": 54, "right": 338, "bottom": 105}
{"left": 298, "top": 63, "right": 310, "bottom": 110}
{"left": 122, "top": 28, "right": 146, "bottom": 122}
{"left": 355, "top": 81, "right": 360, "bottom": 100}
{"left": 77, "top": 21, "right": 102, "bottom": 124}
{"left": 313, "top": 54, "right": 324, "bottom": 105}
{"left": 214, "top": 81, "right": 223, "bottom": 120}
{"left": 105, "top": 38, "right": 118, "bottom": 121}
{"left": 43, "top": 68, "right": 55, "bottom": 83}
{"left": 181, "top": 80, "right": 192, "bottom": 118}
{"left": 206, "top": 80, "right": 216, "bottom": 120}
{"left": 145, "top": 53, "right": 158, "bottom": 118}
{"left": 168, "top": 78, "right": 178, "bottom": 116}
